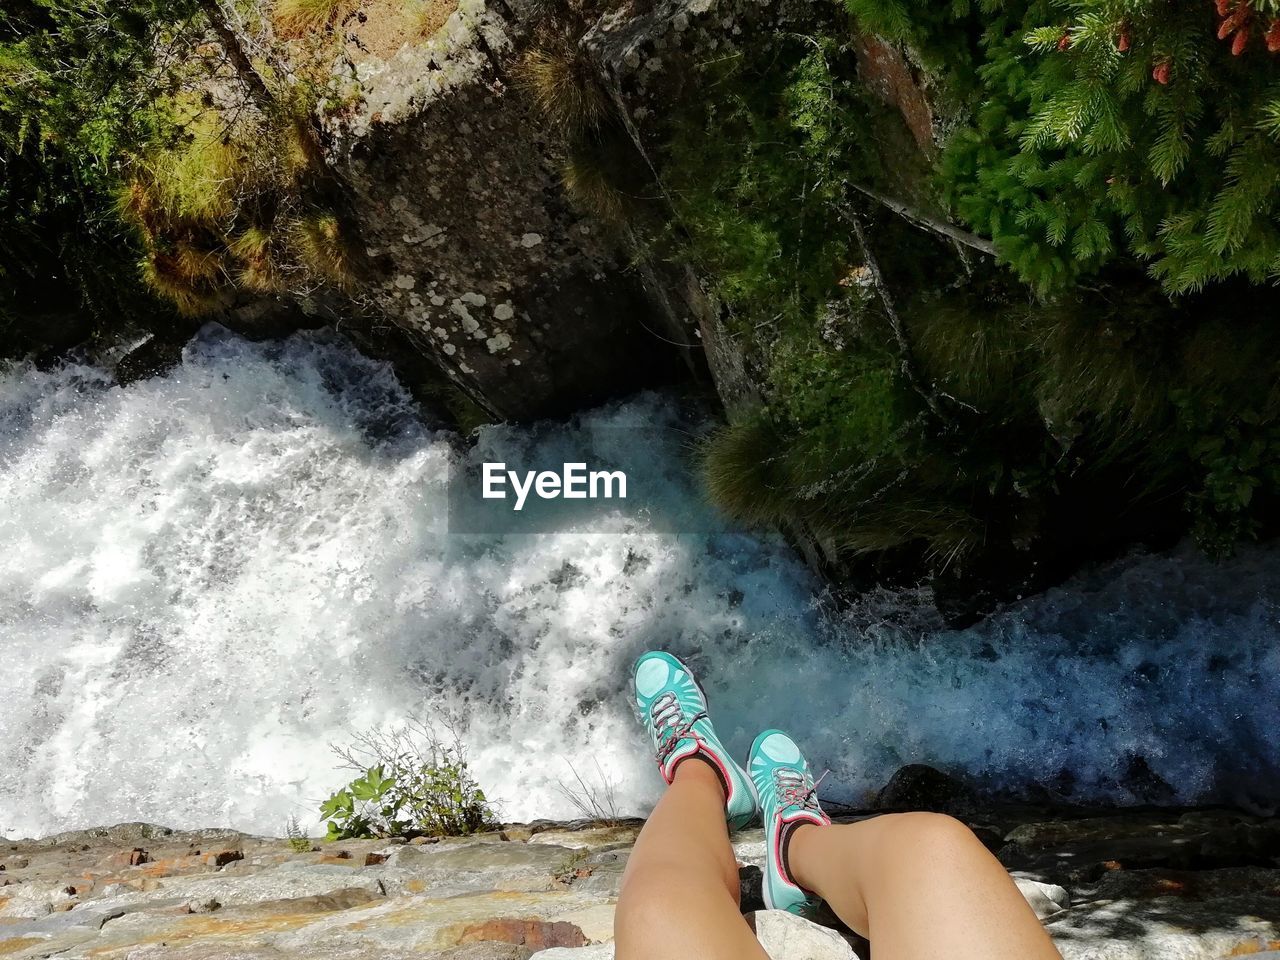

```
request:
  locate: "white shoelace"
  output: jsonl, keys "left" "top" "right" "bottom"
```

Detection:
{"left": 774, "top": 767, "right": 829, "bottom": 810}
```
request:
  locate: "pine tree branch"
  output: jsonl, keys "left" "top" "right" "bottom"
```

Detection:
{"left": 196, "top": 0, "right": 275, "bottom": 115}
{"left": 841, "top": 184, "right": 998, "bottom": 256}
{"left": 197, "top": 0, "right": 329, "bottom": 172}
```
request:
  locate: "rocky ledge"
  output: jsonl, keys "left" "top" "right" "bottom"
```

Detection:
{"left": 2, "top": 807, "right": 1278, "bottom": 960}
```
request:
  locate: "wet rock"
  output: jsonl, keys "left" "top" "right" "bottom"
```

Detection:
{"left": 875, "top": 764, "right": 976, "bottom": 814}
{"left": 203, "top": 849, "right": 244, "bottom": 868}
{"left": 114, "top": 334, "right": 186, "bottom": 386}
{"left": 527, "top": 826, "right": 640, "bottom": 852}
{"left": 321, "top": 7, "right": 683, "bottom": 422}
{"left": 25, "top": 822, "right": 179, "bottom": 848}
{"left": 92, "top": 861, "right": 389, "bottom": 912}
{"left": 999, "top": 810, "right": 1280, "bottom": 884}
{"left": 382, "top": 840, "right": 578, "bottom": 896}
{"left": 738, "top": 864, "right": 765, "bottom": 912}
{"left": 850, "top": 34, "right": 938, "bottom": 153}
{"left": 563, "top": 849, "right": 628, "bottom": 899}
{"left": 1121, "top": 755, "right": 1177, "bottom": 803}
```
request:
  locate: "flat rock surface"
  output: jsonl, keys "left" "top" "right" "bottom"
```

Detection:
{"left": 1, "top": 810, "right": 1276, "bottom": 959}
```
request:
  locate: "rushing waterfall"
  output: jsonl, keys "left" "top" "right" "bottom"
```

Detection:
{"left": 1, "top": 326, "right": 1277, "bottom": 839}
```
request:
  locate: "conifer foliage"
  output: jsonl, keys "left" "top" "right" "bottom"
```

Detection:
{"left": 859, "top": 0, "right": 1280, "bottom": 294}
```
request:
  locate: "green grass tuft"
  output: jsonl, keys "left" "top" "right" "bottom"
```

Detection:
{"left": 230, "top": 225, "right": 286, "bottom": 293}
{"left": 291, "top": 212, "right": 355, "bottom": 288}
{"left": 140, "top": 249, "right": 229, "bottom": 316}
{"left": 274, "top": 0, "right": 353, "bottom": 37}
{"left": 700, "top": 417, "right": 795, "bottom": 529}
{"left": 517, "top": 32, "right": 610, "bottom": 133}
{"left": 405, "top": 0, "right": 458, "bottom": 40}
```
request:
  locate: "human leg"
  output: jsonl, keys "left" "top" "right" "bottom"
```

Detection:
{"left": 615, "top": 652, "right": 766, "bottom": 960}
{"left": 789, "top": 814, "right": 1063, "bottom": 960}
{"left": 748, "top": 728, "right": 1062, "bottom": 960}
{"left": 615, "top": 760, "right": 770, "bottom": 960}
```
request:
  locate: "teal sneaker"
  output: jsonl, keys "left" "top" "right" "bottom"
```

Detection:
{"left": 633, "top": 651, "right": 759, "bottom": 832}
{"left": 748, "top": 729, "right": 831, "bottom": 916}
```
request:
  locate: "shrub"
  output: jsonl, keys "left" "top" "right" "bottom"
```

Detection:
{"left": 700, "top": 417, "right": 794, "bottom": 529}
{"left": 320, "top": 718, "right": 497, "bottom": 840}
{"left": 661, "top": 17, "right": 1280, "bottom": 577}
{"left": 117, "top": 86, "right": 357, "bottom": 310}
{"left": 0, "top": 1, "right": 203, "bottom": 343}
{"left": 229, "top": 226, "right": 285, "bottom": 293}
{"left": 854, "top": 0, "right": 1280, "bottom": 294}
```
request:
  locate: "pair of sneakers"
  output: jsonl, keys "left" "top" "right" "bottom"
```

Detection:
{"left": 634, "top": 650, "right": 830, "bottom": 916}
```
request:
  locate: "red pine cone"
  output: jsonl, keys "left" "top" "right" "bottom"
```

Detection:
{"left": 1153, "top": 61, "right": 1171, "bottom": 84}
{"left": 1216, "top": 0, "right": 1232, "bottom": 15}
{"left": 1223, "top": 7, "right": 1252, "bottom": 33}
{"left": 1118, "top": 31, "right": 1130, "bottom": 52}
{"left": 1058, "top": 32, "right": 1072, "bottom": 51}
{"left": 1233, "top": 26, "right": 1250, "bottom": 54}
{"left": 1267, "top": 18, "right": 1280, "bottom": 52}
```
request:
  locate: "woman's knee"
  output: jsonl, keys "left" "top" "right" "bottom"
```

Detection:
{"left": 879, "top": 812, "right": 983, "bottom": 855}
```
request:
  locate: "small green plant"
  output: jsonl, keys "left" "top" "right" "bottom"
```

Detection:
{"left": 320, "top": 717, "right": 498, "bottom": 840}
{"left": 556, "top": 757, "right": 621, "bottom": 825}
{"left": 553, "top": 848, "right": 589, "bottom": 884}
{"left": 285, "top": 814, "right": 313, "bottom": 852}
{"left": 1173, "top": 388, "right": 1280, "bottom": 556}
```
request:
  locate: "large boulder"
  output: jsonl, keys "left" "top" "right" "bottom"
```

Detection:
{"left": 315, "top": 0, "right": 682, "bottom": 420}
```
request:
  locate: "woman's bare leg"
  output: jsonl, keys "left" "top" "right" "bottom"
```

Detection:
{"left": 614, "top": 760, "right": 769, "bottom": 960}
{"left": 788, "top": 813, "right": 1063, "bottom": 960}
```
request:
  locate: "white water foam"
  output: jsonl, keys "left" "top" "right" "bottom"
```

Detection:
{"left": 1, "top": 327, "right": 1277, "bottom": 838}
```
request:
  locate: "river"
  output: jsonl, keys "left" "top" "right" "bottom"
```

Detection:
{"left": 1, "top": 326, "right": 1276, "bottom": 838}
